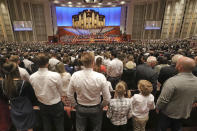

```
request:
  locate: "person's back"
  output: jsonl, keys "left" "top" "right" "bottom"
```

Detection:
{"left": 30, "top": 53, "right": 65, "bottom": 131}
{"left": 67, "top": 52, "right": 111, "bottom": 131}
{"left": 121, "top": 66, "right": 137, "bottom": 90}
{"left": 158, "top": 54, "right": 183, "bottom": 86}
{"left": 131, "top": 80, "right": 155, "bottom": 131}
{"left": 30, "top": 69, "right": 64, "bottom": 105}
{"left": 156, "top": 56, "right": 197, "bottom": 131}
{"left": 107, "top": 81, "right": 132, "bottom": 131}
{"left": 157, "top": 73, "right": 197, "bottom": 119}
{"left": 136, "top": 56, "right": 158, "bottom": 95}
{"left": 158, "top": 65, "right": 177, "bottom": 86}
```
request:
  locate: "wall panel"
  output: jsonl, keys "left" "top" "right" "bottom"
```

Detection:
{"left": 0, "top": 0, "right": 14, "bottom": 41}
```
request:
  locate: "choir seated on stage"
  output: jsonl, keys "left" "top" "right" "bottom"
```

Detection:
{"left": 0, "top": 39, "right": 197, "bottom": 131}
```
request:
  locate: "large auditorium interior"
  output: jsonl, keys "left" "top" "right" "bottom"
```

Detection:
{"left": 0, "top": 0, "right": 197, "bottom": 131}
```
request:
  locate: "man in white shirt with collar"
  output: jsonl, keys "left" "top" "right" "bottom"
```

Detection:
{"left": 107, "top": 51, "right": 123, "bottom": 89}
{"left": 67, "top": 52, "right": 111, "bottom": 131}
{"left": 48, "top": 53, "right": 60, "bottom": 71}
{"left": 30, "top": 53, "right": 65, "bottom": 131}
{"left": 23, "top": 52, "right": 33, "bottom": 72}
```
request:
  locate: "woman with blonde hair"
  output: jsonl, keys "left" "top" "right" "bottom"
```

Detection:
{"left": 107, "top": 81, "right": 132, "bottom": 131}
{"left": 131, "top": 80, "right": 155, "bottom": 131}
{"left": 55, "top": 62, "right": 71, "bottom": 106}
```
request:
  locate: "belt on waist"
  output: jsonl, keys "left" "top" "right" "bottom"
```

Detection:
{"left": 78, "top": 104, "right": 100, "bottom": 108}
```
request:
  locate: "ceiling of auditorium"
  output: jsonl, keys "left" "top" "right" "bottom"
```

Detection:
{"left": 51, "top": 0, "right": 132, "bottom": 7}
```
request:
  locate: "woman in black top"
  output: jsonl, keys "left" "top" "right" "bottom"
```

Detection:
{"left": 2, "top": 62, "right": 36, "bottom": 131}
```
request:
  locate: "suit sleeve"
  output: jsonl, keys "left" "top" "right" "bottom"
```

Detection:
{"left": 156, "top": 79, "right": 175, "bottom": 110}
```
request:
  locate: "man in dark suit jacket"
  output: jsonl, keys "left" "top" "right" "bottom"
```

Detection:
{"left": 136, "top": 56, "right": 158, "bottom": 96}
{"left": 158, "top": 54, "right": 183, "bottom": 90}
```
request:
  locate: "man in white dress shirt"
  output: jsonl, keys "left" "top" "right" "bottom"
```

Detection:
{"left": 30, "top": 53, "right": 65, "bottom": 131}
{"left": 48, "top": 53, "right": 60, "bottom": 71}
{"left": 67, "top": 52, "right": 111, "bottom": 131}
{"left": 107, "top": 51, "right": 123, "bottom": 89}
{"left": 23, "top": 52, "right": 33, "bottom": 73}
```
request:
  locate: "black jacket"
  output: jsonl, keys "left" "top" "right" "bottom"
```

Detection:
{"left": 136, "top": 64, "right": 158, "bottom": 96}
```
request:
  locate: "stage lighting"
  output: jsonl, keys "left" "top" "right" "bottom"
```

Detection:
{"left": 84, "top": 0, "right": 103, "bottom": 4}
{"left": 120, "top": 1, "right": 126, "bottom": 4}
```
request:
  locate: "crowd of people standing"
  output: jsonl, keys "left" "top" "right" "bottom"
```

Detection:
{"left": 0, "top": 39, "right": 197, "bottom": 131}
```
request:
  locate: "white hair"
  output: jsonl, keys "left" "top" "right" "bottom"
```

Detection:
{"left": 146, "top": 56, "right": 157, "bottom": 63}
{"left": 171, "top": 54, "right": 183, "bottom": 64}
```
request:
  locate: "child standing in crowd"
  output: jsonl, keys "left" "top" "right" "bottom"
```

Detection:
{"left": 132, "top": 80, "right": 155, "bottom": 131}
{"left": 107, "top": 81, "right": 132, "bottom": 131}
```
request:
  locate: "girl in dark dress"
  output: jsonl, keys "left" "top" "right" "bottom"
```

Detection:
{"left": 2, "top": 62, "right": 36, "bottom": 131}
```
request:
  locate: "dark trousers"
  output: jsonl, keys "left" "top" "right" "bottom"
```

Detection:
{"left": 76, "top": 104, "right": 103, "bottom": 131}
{"left": 112, "top": 124, "right": 127, "bottom": 131}
{"left": 157, "top": 112, "right": 182, "bottom": 131}
{"left": 39, "top": 101, "right": 64, "bottom": 131}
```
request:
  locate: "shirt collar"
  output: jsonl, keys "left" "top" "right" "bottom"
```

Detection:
{"left": 38, "top": 68, "right": 48, "bottom": 72}
{"left": 84, "top": 68, "right": 93, "bottom": 71}
{"left": 177, "top": 72, "right": 193, "bottom": 76}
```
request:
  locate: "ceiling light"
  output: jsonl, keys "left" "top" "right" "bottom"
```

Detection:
{"left": 107, "top": 2, "right": 112, "bottom": 5}
{"left": 53, "top": 1, "right": 60, "bottom": 4}
{"left": 67, "top": 2, "right": 72, "bottom": 4}
{"left": 77, "top": 2, "right": 82, "bottom": 5}
{"left": 120, "top": 1, "right": 126, "bottom": 4}
{"left": 61, "top": 4, "right": 66, "bottom": 6}
{"left": 92, "top": 5, "right": 99, "bottom": 7}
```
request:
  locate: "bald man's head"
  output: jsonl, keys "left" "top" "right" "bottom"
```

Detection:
{"left": 176, "top": 57, "right": 196, "bottom": 73}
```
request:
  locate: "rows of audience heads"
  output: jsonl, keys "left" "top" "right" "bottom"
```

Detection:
{"left": 0, "top": 40, "right": 196, "bottom": 79}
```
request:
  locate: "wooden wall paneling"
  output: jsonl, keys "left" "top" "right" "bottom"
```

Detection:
{"left": 0, "top": 2, "right": 6, "bottom": 41}
{"left": 0, "top": 0, "right": 14, "bottom": 41}
{"left": 32, "top": 4, "right": 47, "bottom": 41}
